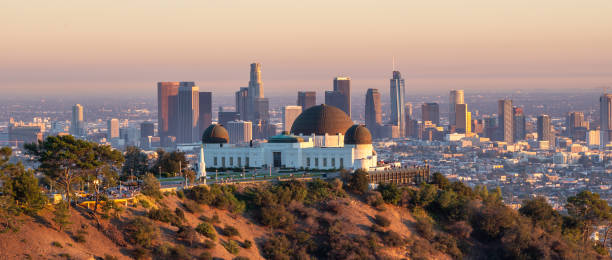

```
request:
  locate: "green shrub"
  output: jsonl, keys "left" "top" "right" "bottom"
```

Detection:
{"left": 141, "top": 174, "right": 161, "bottom": 198}
{"left": 202, "top": 239, "right": 216, "bottom": 249}
{"left": 242, "top": 239, "right": 252, "bottom": 249}
{"left": 196, "top": 222, "right": 217, "bottom": 240}
{"left": 233, "top": 257, "right": 250, "bottom": 260}
{"left": 175, "top": 208, "right": 185, "bottom": 219}
{"left": 198, "top": 252, "right": 212, "bottom": 260}
{"left": 222, "top": 239, "right": 240, "bottom": 255}
{"left": 147, "top": 207, "right": 182, "bottom": 226}
{"left": 73, "top": 234, "right": 86, "bottom": 243}
{"left": 176, "top": 190, "right": 185, "bottom": 199}
{"left": 380, "top": 230, "right": 405, "bottom": 247}
{"left": 374, "top": 214, "right": 391, "bottom": 227}
{"left": 223, "top": 225, "right": 240, "bottom": 237}
{"left": 377, "top": 183, "right": 401, "bottom": 205}
{"left": 127, "top": 217, "right": 159, "bottom": 248}
{"left": 183, "top": 200, "right": 201, "bottom": 213}
{"left": 51, "top": 241, "right": 63, "bottom": 248}
{"left": 259, "top": 205, "right": 295, "bottom": 229}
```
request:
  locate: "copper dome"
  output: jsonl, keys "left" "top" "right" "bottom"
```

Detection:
{"left": 202, "top": 124, "right": 229, "bottom": 144}
{"left": 344, "top": 125, "right": 372, "bottom": 145}
{"left": 290, "top": 104, "right": 353, "bottom": 136}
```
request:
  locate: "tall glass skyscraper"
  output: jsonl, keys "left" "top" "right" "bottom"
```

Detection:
{"left": 449, "top": 90, "right": 465, "bottom": 128}
{"left": 390, "top": 71, "right": 405, "bottom": 137}
{"left": 365, "top": 88, "right": 382, "bottom": 138}
{"left": 600, "top": 94, "right": 612, "bottom": 146}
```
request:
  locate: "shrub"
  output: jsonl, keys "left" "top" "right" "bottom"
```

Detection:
{"left": 176, "top": 190, "right": 185, "bottom": 199}
{"left": 183, "top": 200, "right": 201, "bottom": 213}
{"left": 259, "top": 205, "right": 295, "bottom": 229}
{"left": 414, "top": 214, "right": 435, "bottom": 241}
{"left": 242, "top": 239, "right": 253, "bottom": 249}
{"left": 132, "top": 247, "right": 150, "bottom": 260}
{"left": 380, "top": 230, "right": 405, "bottom": 247}
{"left": 138, "top": 198, "right": 151, "bottom": 209}
{"left": 222, "top": 239, "right": 240, "bottom": 255}
{"left": 377, "top": 183, "right": 401, "bottom": 205}
{"left": 127, "top": 217, "right": 159, "bottom": 248}
{"left": 374, "top": 214, "right": 391, "bottom": 227}
{"left": 202, "top": 239, "right": 216, "bottom": 249}
{"left": 196, "top": 222, "right": 217, "bottom": 240}
{"left": 104, "top": 255, "right": 118, "bottom": 260}
{"left": 53, "top": 201, "right": 71, "bottom": 231}
{"left": 73, "top": 234, "right": 86, "bottom": 243}
{"left": 177, "top": 226, "right": 199, "bottom": 247}
{"left": 365, "top": 191, "right": 385, "bottom": 208}
{"left": 223, "top": 225, "right": 240, "bottom": 238}
{"left": 346, "top": 169, "right": 369, "bottom": 194}
{"left": 198, "top": 252, "right": 212, "bottom": 260}
{"left": 262, "top": 235, "right": 292, "bottom": 260}
{"left": 147, "top": 207, "right": 182, "bottom": 226}
{"left": 51, "top": 241, "right": 63, "bottom": 248}
{"left": 175, "top": 208, "right": 185, "bottom": 220}
{"left": 233, "top": 257, "right": 250, "bottom": 260}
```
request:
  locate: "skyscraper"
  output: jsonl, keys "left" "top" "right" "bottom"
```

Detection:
{"left": 455, "top": 104, "right": 470, "bottom": 134}
{"left": 157, "top": 81, "right": 180, "bottom": 145}
{"left": 283, "top": 106, "right": 302, "bottom": 132}
{"left": 247, "top": 63, "right": 264, "bottom": 121}
{"left": 107, "top": 118, "right": 119, "bottom": 139}
{"left": 600, "top": 94, "right": 612, "bottom": 146}
{"left": 390, "top": 71, "right": 405, "bottom": 136}
{"left": 498, "top": 99, "right": 513, "bottom": 143}
{"left": 227, "top": 120, "right": 253, "bottom": 144}
{"left": 297, "top": 91, "right": 316, "bottom": 111}
{"left": 365, "top": 88, "right": 382, "bottom": 138}
{"left": 449, "top": 90, "right": 465, "bottom": 128}
{"left": 513, "top": 107, "right": 526, "bottom": 141}
{"left": 218, "top": 111, "right": 240, "bottom": 127}
{"left": 235, "top": 87, "right": 249, "bottom": 120}
{"left": 199, "top": 92, "right": 212, "bottom": 137}
{"left": 71, "top": 104, "right": 84, "bottom": 136}
{"left": 421, "top": 103, "right": 440, "bottom": 126}
{"left": 538, "top": 114, "right": 553, "bottom": 146}
{"left": 178, "top": 82, "right": 199, "bottom": 143}
{"left": 567, "top": 111, "right": 587, "bottom": 139}
{"left": 140, "top": 121, "right": 155, "bottom": 139}
{"left": 325, "top": 77, "right": 351, "bottom": 117}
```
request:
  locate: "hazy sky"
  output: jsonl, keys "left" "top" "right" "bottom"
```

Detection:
{"left": 2, "top": 0, "right": 612, "bottom": 98}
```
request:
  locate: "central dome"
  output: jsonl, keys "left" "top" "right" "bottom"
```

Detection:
{"left": 202, "top": 124, "right": 229, "bottom": 144}
{"left": 290, "top": 104, "right": 353, "bottom": 135}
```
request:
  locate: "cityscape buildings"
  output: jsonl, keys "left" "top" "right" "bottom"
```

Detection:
{"left": 600, "top": 93, "right": 612, "bottom": 147}
{"left": 513, "top": 107, "right": 526, "bottom": 142}
{"left": 226, "top": 120, "right": 253, "bottom": 144}
{"left": 177, "top": 82, "right": 200, "bottom": 143}
{"left": 365, "top": 88, "right": 382, "bottom": 138}
{"left": 389, "top": 71, "right": 405, "bottom": 137}
{"left": 454, "top": 104, "right": 471, "bottom": 134}
{"left": 71, "top": 104, "right": 84, "bottom": 136}
{"left": 199, "top": 92, "right": 212, "bottom": 136}
{"left": 107, "top": 118, "right": 119, "bottom": 139}
{"left": 282, "top": 106, "right": 302, "bottom": 133}
{"left": 449, "top": 90, "right": 464, "bottom": 128}
{"left": 498, "top": 99, "right": 513, "bottom": 143}
{"left": 421, "top": 103, "right": 440, "bottom": 125}
{"left": 325, "top": 77, "right": 351, "bottom": 117}
{"left": 235, "top": 87, "right": 249, "bottom": 121}
{"left": 157, "top": 82, "right": 180, "bottom": 145}
{"left": 297, "top": 91, "right": 316, "bottom": 111}
{"left": 537, "top": 114, "right": 552, "bottom": 145}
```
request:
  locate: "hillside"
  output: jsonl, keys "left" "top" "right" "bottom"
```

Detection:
{"left": 0, "top": 184, "right": 446, "bottom": 259}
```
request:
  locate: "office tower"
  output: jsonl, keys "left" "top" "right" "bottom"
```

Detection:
{"left": 253, "top": 98, "right": 270, "bottom": 122}
{"left": 600, "top": 94, "right": 612, "bottom": 146}
{"left": 538, "top": 115, "right": 553, "bottom": 145}
{"left": 218, "top": 111, "right": 240, "bottom": 127}
{"left": 405, "top": 103, "right": 413, "bottom": 118}
{"left": 140, "top": 121, "right": 155, "bottom": 139}
{"left": 227, "top": 120, "right": 253, "bottom": 144}
{"left": 421, "top": 103, "right": 440, "bottom": 125}
{"left": 390, "top": 71, "right": 406, "bottom": 136}
{"left": 365, "top": 88, "right": 382, "bottom": 138}
{"left": 199, "top": 92, "right": 212, "bottom": 136}
{"left": 107, "top": 118, "right": 119, "bottom": 139}
{"left": 513, "top": 107, "right": 526, "bottom": 141}
{"left": 498, "top": 99, "right": 513, "bottom": 143}
{"left": 235, "top": 87, "right": 249, "bottom": 120}
{"left": 283, "top": 106, "right": 302, "bottom": 132}
{"left": 178, "top": 82, "right": 199, "bottom": 143}
{"left": 157, "top": 82, "right": 181, "bottom": 145}
{"left": 71, "top": 104, "right": 84, "bottom": 136}
{"left": 567, "top": 111, "right": 587, "bottom": 140}
{"left": 455, "top": 104, "right": 470, "bottom": 134}
{"left": 297, "top": 91, "right": 316, "bottom": 111}
{"left": 484, "top": 117, "right": 497, "bottom": 139}
{"left": 247, "top": 63, "right": 264, "bottom": 121}
{"left": 449, "top": 90, "right": 465, "bottom": 128}
{"left": 325, "top": 77, "right": 351, "bottom": 117}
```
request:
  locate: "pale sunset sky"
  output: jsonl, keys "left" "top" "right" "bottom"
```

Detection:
{"left": 1, "top": 0, "right": 611, "bottom": 97}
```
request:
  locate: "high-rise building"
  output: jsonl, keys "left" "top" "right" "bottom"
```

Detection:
{"left": 538, "top": 114, "right": 553, "bottom": 146}
{"left": 297, "top": 91, "right": 316, "bottom": 111}
{"left": 253, "top": 98, "right": 270, "bottom": 122}
{"left": 227, "top": 120, "right": 253, "bottom": 144}
{"left": 325, "top": 77, "right": 351, "bottom": 117}
{"left": 365, "top": 88, "right": 382, "bottom": 138}
{"left": 405, "top": 103, "right": 413, "bottom": 119}
{"left": 107, "top": 118, "right": 119, "bottom": 139}
{"left": 218, "top": 111, "right": 240, "bottom": 127}
{"left": 421, "top": 103, "right": 440, "bottom": 126}
{"left": 140, "top": 121, "right": 155, "bottom": 139}
{"left": 390, "top": 71, "right": 405, "bottom": 136}
{"left": 455, "top": 104, "right": 470, "bottom": 134}
{"left": 498, "top": 99, "right": 513, "bottom": 143}
{"left": 600, "top": 94, "right": 612, "bottom": 146}
{"left": 247, "top": 63, "right": 264, "bottom": 121}
{"left": 449, "top": 90, "right": 465, "bottom": 128}
{"left": 235, "top": 87, "right": 249, "bottom": 120}
{"left": 157, "top": 82, "right": 181, "bottom": 145}
{"left": 71, "top": 104, "right": 84, "bottom": 136}
{"left": 199, "top": 92, "right": 212, "bottom": 136}
{"left": 567, "top": 111, "right": 587, "bottom": 140}
{"left": 178, "top": 82, "right": 199, "bottom": 143}
{"left": 513, "top": 107, "right": 526, "bottom": 141}
{"left": 283, "top": 106, "right": 302, "bottom": 132}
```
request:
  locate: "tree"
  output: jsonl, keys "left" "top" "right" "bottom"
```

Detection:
{"left": 377, "top": 183, "right": 401, "bottom": 205}
{"left": 347, "top": 169, "right": 369, "bottom": 194}
{"left": 0, "top": 162, "right": 46, "bottom": 215}
{"left": 153, "top": 150, "right": 188, "bottom": 177}
{"left": 122, "top": 146, "right": 148, "bottom": 177}
{"left": 141, "top": 174, "right": 161, "bottom": 198}
{"left": 53, "top": 201, "right": 71, "bottom": 231}
{"left": 431, "top": 172, "right": 450, "bottom": 190}
{"left": 519, "top": 197, "right": 561, "bottom": 231}
{"left": 566, "top": 190, "right": 612, "bottom": 246}
{"left": 25, "top": 135, "right": 123, "bottom": 208}
{"left": 127, "top": 217, "right": 159, "bottom": 248}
